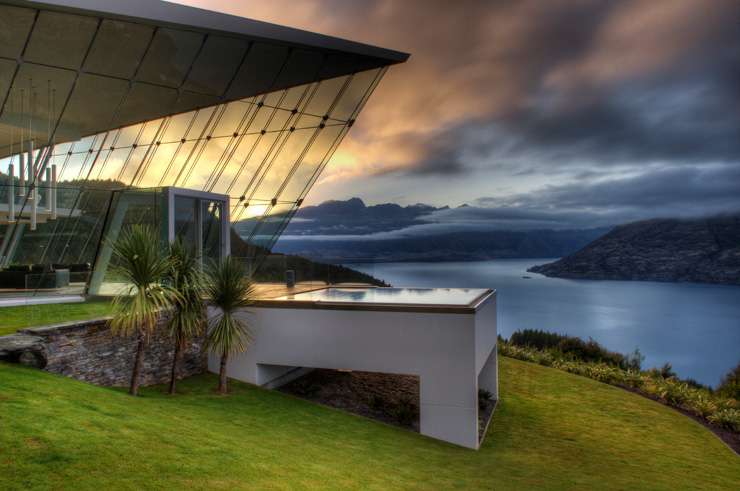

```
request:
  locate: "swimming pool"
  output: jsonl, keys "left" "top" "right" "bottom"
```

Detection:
{"left": 273, "top": 287, "right": 491, "bottom": 310}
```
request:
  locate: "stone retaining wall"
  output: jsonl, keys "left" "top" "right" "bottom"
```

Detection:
{"left": 3, "top": 317, "right": 207, "bottom": 387}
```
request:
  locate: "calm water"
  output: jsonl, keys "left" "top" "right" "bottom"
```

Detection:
{"left": 278, "top": 287, "right": 488, "bottom": 306}
{"left": 347, "top": 259, "right": 740, "bottom": 387}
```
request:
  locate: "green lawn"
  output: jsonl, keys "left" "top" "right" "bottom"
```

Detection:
{"left": 1, "top": 357, "right": 737, "bottom": 490}
{"left": 0, "top": 300, "right": 113, "bottom": 336}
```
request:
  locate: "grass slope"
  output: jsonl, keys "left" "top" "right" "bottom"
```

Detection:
{"left": 0, "top": 300, "right": 113, "bottom": 336}
{"left": 1, "top": 357, "right": 737, "bottom": 490}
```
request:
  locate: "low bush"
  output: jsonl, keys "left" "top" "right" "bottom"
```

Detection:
{"left": 478, "top": 388, "right": 493, "bottom": 410}
{"left": 717, "top": 363, "right": 740, "bottom": 400}
{"left": 707, "top": 408, "right": 740, "bottom": 432}
{"left": 499, "top": 340, "right": 739, "bottom": 435}
{"left": 508, "top": 329, "right": 640, "bottom": 370}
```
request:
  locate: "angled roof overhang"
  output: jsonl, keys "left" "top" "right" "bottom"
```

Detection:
{"left": 0, "top": 0, "right": 409, "bottom": 157}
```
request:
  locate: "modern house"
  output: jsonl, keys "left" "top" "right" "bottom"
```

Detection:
{"left": 0, "top": 0, "right": 498, "bottom": 449}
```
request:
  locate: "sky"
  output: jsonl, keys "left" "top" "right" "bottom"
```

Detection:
{"left": 178, "top": 0, "right": 740, "bottom": 230}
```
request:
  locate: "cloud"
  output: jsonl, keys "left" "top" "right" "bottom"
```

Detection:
{"left": 178, "top": 0, "right": 740, "bottom": 219}
{"left": 280, "top": 162, "right": 740, "bottom": 239}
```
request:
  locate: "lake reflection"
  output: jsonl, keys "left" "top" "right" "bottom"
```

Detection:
{"left": 347, "top": 259, "right": 740, "bottom": 387}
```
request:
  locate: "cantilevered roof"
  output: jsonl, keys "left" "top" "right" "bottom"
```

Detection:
{"left": 0, "top": 0, "right": 409, "bottom": 156}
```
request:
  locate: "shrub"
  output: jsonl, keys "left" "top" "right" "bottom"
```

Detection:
{"left": 656, "top": 378, "right": 691, "bottom": 406}
{"left": 478, "top": 389, "right": 493, "bottom": 410}
{"left": 687, "top": 394, "right": 718, "bottom": 418}
{"left": 659, "top": 363, "right": 677, "bottom": 379}
{"left": 623, "top": 348, "right": 644, "bottom": 371}
{"left": 707, "top": 408, "right": 740, "bottom": 432}
{"left": 717, "top": 362, "right": 740, "bottom": 400}
{"left": 508, "top": 329, "right": 626, "bottom": 367}
{"left": 509, "top": 329, "right": 564, "bottom": 350}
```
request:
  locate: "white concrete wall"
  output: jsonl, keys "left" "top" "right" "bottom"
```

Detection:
{"left": 208, "top": 292, "right": 497, "bottom": 449}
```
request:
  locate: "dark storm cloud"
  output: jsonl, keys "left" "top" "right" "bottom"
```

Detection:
{"left": 466, "top": 163, "right": 740, "bottom": 228}
{"left": 366, "top": 0, "right": 740, "bottom": 178}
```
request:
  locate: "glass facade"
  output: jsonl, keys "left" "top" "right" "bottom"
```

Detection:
{"left": 0, "top": 1, "right": 400, "bottom": 299}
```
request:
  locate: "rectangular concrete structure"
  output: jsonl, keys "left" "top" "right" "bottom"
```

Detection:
{"left": 208, "top": 288, "right": 498, "bottom": 449}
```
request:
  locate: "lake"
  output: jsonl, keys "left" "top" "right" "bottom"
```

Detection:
{"left": 347, "top": 259, "right": 740, "bottom": 387}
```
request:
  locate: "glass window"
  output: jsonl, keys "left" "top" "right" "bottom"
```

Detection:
{"left": 293, "top": 113, "right": 323, "bottom": 130}
{"left": 235, "top": 131, "right": 283, "bottom": 199}
{"left": 248, "top": 203, "right": 295, "bottom": 250}
{"left": 180, "top": 138, "right": 230, "bottom": 189}
{"left": 278, "top": 84, "right": 313, "bottom": 112}
{"left": 24, "top": 11, "right": 98, "bottom": 70}
{"left": 94, "top": 147, "right": 133, "bottom": 183}
{"left": 318, "top": 52, "right": 383, "bottom": 81}
{"left": 136, "top": 28, "right": 204, "bottom": 88}
{"left": 211, "top": 101, "right": 251, "bottom": 138}
{"left": 303, "top": 76, "right": 349, "bottom": 117}
{"left": 252, "top": 128, "right": 315, "bottom": 201}
{"left": 112, "top": 124, "right": 144, "bottom": 150}
{"left": 209, "top": 133, "right": 260, "bottom": 196}
{"left": 174, "top": 195, "right": 197, "bottom": 249}
{"left": 186, "top": 107, "right": 220, "bottom": 140}
{"left": 273, "top": 49, "right": 323, "bottom": 91}
{"left": 118, "top": 144, "right": 151, "bottom": 186}
{"left": 265, "top": 108, "right": 294, "bottom": 133}
{"left": 113, "top": 83, "right": 179, "bottom": 128}
{"left": 8, "top": 63, "right": 76, "bottom": 144}
{"left": 172, "top": 91, "right": 220, "bottom": 115}
{"left": 57, "top": 151, "right": 94, "bottom": 183}
{"left": 160, "top": 111, "right": 196, "bottom": 144}
{"left": 278, "top": 125, "right": 345, "bottom": 203}
{"left": 183, "top": 36, "right": 248, "bottom": 96}
{"left": 87, "top": 149, "right": 112, "bottom": 181}
{"left": 330, "top": 68, "right": 382, "bottom": 121}
{"left": 95, "top": 188, "right": 165, "bottom": 293}
{"left": 225, "top": 43, "right": 289, "bottom": 99}
{"left": 202, "top": 200, "right": 222, "bottom": 262}
{"left": 136, "top": 141, "right": 180, "bottom": 188}
{"left": 59, "top": 74, "right": 129, "bottom": 137}
{"left": 84, "top": 20, "right": 154, "bottom": 79}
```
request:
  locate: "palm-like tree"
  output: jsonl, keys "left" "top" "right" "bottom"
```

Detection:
{"left": 166, "top": 239, "right": 206, "bottom": 395}
{"left": 109, "top": 225, "right": 178, "bottom": 396}
{"left": 205, "top": 257, "right": 255, "bottom": 394}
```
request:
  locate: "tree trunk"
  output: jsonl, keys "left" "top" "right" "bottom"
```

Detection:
{"left": 218, "top": 352, "right": 229, "bottom": 394}
{"left": 129, "top": 332, "right": 146, "bottom": 396}
{"left": 168, "top": 340, "right": 183, "bottom": 395}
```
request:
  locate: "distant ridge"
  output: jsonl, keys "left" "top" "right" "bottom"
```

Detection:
{"left": 249, "top": 198, "right": 607, "bottom": 262}
{"left": 529, "top": 214, "right": 740, "bottom": 285}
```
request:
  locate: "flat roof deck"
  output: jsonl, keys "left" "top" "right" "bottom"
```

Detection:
{"left": 254, "top": 285, "right": 495, "bottom": 314}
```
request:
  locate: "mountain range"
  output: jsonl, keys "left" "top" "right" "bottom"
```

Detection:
{"left": 242, "top": 198, "right": 609, "bottom": 263}
{"left": 529, "top": 214, "right": 740, "bottom": 285}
